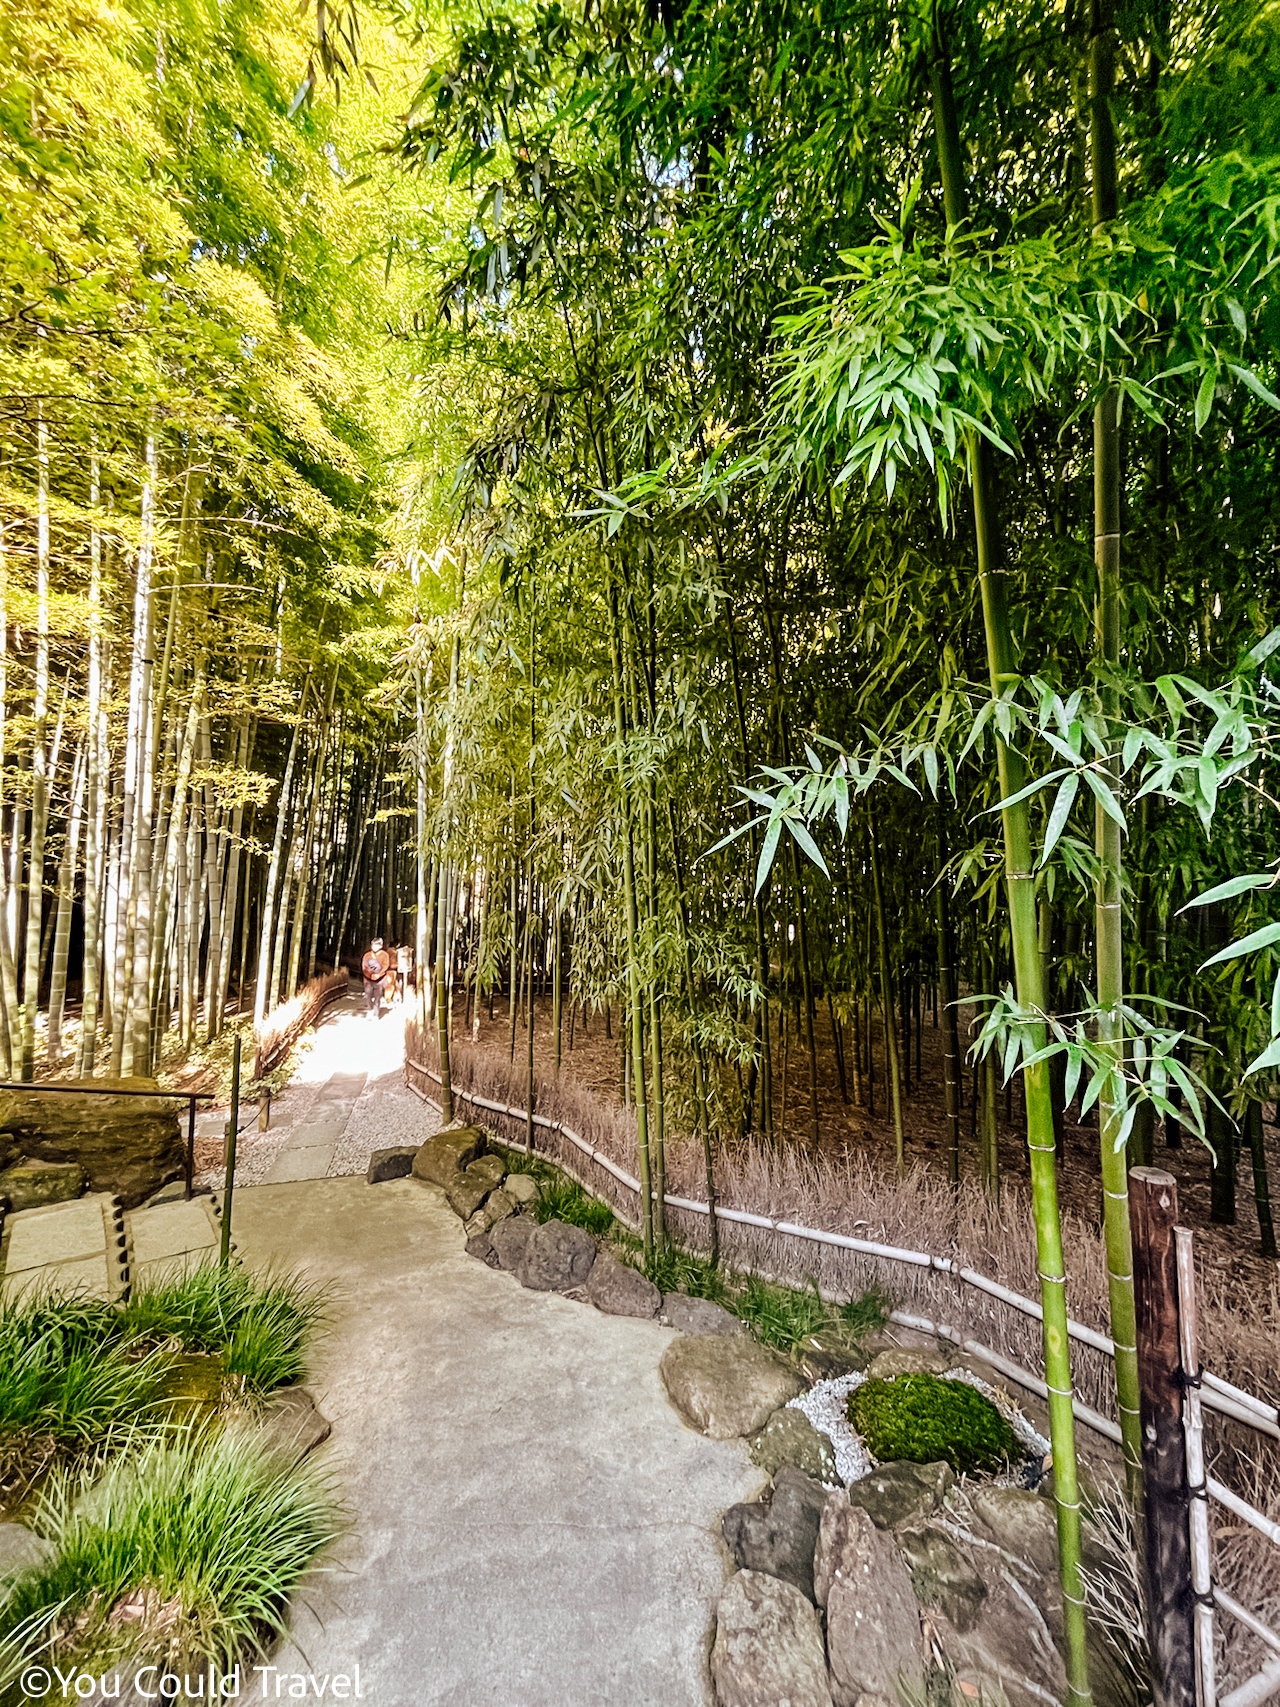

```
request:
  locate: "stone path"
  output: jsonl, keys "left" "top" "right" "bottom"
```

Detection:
{"left": 231, "top": 1175, "right": 761, "bottom": 1707}
{"left": 195, "top": 995, "right": 440, "bottom": 1191}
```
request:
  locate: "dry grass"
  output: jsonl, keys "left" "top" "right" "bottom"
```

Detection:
{"left": 408, "top": 1018, "right": 1280, "bottom": 1693}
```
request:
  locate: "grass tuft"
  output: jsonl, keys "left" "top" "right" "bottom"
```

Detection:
{"left": 532, "top": 1177, "right": 614, "bottom": 1237}
{"left": 120, "top": 1265, "right": 329, "bottom": 1396}
{"left": 2, "top": 1420, "right": 343, "bottom": 1685}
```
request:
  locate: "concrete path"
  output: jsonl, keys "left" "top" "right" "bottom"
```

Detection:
{"left": 231, "top": 1175, "right": 762, "bottom": 1707}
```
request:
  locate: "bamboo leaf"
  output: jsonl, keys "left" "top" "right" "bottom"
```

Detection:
{"left": 784, "top": 815, "right": 831, "bottom": 878}
{"left": 1040, "top": 774, "right": 1079, "bottom": 866}
{"left": 1200, "top": 920, "right": 1280, "bottom": 969}
{"left": 755, "top": 815, "right": 783, "bottom": 896}
{"left": 1181, "top": 873, "right": 1274, "bottom": 910}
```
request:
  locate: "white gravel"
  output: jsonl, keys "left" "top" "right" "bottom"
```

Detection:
{"left": 788, "top": 1366, "right": 1051, "bottom": 1489}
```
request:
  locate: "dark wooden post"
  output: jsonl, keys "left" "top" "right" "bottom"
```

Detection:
{"left": 1129, "top": 1166, "right": 1195, "bottom": 1707}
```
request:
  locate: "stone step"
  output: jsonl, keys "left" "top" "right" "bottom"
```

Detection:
{"left": 0, "top": 1192, "right": 127, "bottom": 1303}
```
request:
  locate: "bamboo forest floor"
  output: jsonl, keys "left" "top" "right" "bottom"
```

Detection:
{"left": 461, "top": 989, "right": 1280, "bottom": 1307}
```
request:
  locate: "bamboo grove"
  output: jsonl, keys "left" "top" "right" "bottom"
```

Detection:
{"left": 0, "top": 0, "right": 413, "bottom": 1084}
{"left": 4, "top": 0, "right": 1280, "bottom": 1692}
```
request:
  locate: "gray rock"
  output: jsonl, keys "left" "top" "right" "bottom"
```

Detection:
{"left": 814, "top": 1495, "right": 924, "bottom": 1705}
{"left": 586, "top": 1251, "right": 660, "bottom": 1317}
{"left": 796, "top": 1327, "right": 870, "bottom": 1385}
{"left": 464, "top": 1188, "right": 517, "bottom": 1238}
{"left": 866, "top": 1345, "right": 956, "bottom": 1380}
{"left": 967, "top": 1486, "right": 1059, "bottom": 1577}
{"left": 467, "top": 1154, "right": 507, "bottom": 1189}
{"left": 749, "top": 1405, "right": 839, "bottom": 1485}
{"left": 490, "top": 1214, "right": 536, "bottom": 1274}
{"left": 722, "top": 1465, "right": 828, "bottom": 1601}
{"left": 411, "top": 1125, "right": 486, "bottom": 1188}
{"left": 504, "top": 1172, "right": 539, "bottom": 1207}
{"left": 711, "top": 1570, "right": 833, "bottom": 1707}
{"left": 847, "top": 1460, "right": 954, "bottom": 1530}
{"left": 0, "top": 1522, "right": 53, "bottom": 1580}
{"left": 366, "top": 1146, "right": 417, "bottom": 1184}
{"left": 260, "top": 1387, "right": 331, "bottom": 1464}
{"left": 895, "top": 1524, "right": 987, "bottom": 1633}
{"left": 0, "top": 1159, "right": 86, "bottom": 1212}
{"left": 926, "top": 1561, "right": 1067, "bottom": 1707}
{"left": 522, "top": 1219, "right": 598, "bottom": 1291}
{"left": 659, "top": 1333, "right": 804, "bottom": 1440}
{"left": 464, "top": 1233, "right": 500, "bottom": 1268}
{"left": 660, "top": 1291, "right": 747, "bottom": 1337}
{"left": 445, "top": 1167, "right": 493, "bottom": 1220}
{"left": 0, "top": 1079, "right": 182, "bottom": 1209}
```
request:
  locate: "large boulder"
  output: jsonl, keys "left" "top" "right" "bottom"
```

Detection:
{"left": 722, "top": 1465, "right": 828, "bottom": 1601}
{"left": 0, "top": 1081, "right": 182, "bottom": 1209}
{"left": 661, "top": 1291, "right": 747, "bottom": 1337}
{"left": 522, "top": 1220, "right": 598, "bottom": 1291}
{"left": 967, "top": 1486, "right": 1059, "bottom": 1578}
{"left": 711, "top": 1570, "right": 833, "bottom": 1707}
{"left": 659, "top": 1333, "right": 803, "bottom": 1440}
{"left": 366, "top": 1146, "right": 417, "bottom": 1184}
{"left": 796, "top": 1327, "right": 870, "bottom": 1385}
{"left": 846, "top": 1459, "right": 954, "bottom": 1531}
{"left": 0, "top": 1159, "right": 86, "bottom": 1211}
{"left": 926, "top": 1561, "right": 1067, "bottom": 1707}
{"left": 586, "top": 1251, "right": 661, "bottom": 1318}
{"left": 445, "top": 1163, "right": 497, "bottom": 1221}
{"left": 813, "top": 1495, "right": 924, "bottom": 1706}
{"left": 412, "top": 1125, "right": 486, "bottom": 1187}
{"left": 749, "top": 1406, "right": 839, "bottom": 1486}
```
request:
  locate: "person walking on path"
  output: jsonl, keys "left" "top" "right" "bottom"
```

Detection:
{"left": 362, "top": 937, "right": 392, "bottom": 1019}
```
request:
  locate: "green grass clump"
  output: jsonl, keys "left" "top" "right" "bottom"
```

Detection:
{"left": 0, "top": 1295, "right": 169, "bottom": 1507}
{"left": 533, "top": 1176, "right": 615, "bottom": 1237}
{"left": 120, "top": 1265, "right": 328, "bottom": 1396}
{"left": 836, "top": 1286, "right": 893, "bottom": 1339}
{"left": 849, "top": 1374, "right": 1018, "bottom": 1477}
{"left": 735, "top": 1276, "right": 831, "bottom": 1353}
{"left": 1, "top": 1421, "right": 343, "bottom": 1687}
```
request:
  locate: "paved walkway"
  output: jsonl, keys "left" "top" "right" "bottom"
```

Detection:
{"left": 1, "top": 1003, "right": 758, "bottom": 1705}
{"left": 231, "top": 1175, "right": 760, "bottom": 1707}
{"left": 195, "top": 995, "right": 440, "bottom": 1191}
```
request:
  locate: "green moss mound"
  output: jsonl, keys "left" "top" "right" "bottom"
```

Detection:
{"left": 848, "top": 1374, "right": 1018, "bottom": 1477}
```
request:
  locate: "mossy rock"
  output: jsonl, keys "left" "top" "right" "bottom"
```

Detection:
{"left": 848, "top": 1374, "right": 1017, "bottom": 1478}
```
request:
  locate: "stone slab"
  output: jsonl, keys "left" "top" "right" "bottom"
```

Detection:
{"left": 4, "top": 1195, "right": 109, "bottom": 1271}
{"left": 262, "top": 1143, "right": 339, "bottom": 1185}
{"left": 3, "top": 1250, "right": 114, "bottom": 1304}
{"left": 128, "top": 1196, "right": 221, "bottom": 1266}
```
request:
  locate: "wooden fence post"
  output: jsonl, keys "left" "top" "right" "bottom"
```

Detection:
{"left": 1130, "top": 1165, "right": 1195, "bottom": 1707}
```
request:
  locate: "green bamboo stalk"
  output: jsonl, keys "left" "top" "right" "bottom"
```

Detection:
{"left": 868, "top": 809, "right": 905, "bottom": 1171}
{"left": 608, "top": 578, "right": 652, "bottom": 1260}
{"left": 1090, "top": 0, "right": 1143, "bottom": 1500}
{"left": 929, "top": 11, "right": 1091, "bottom": 1696}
